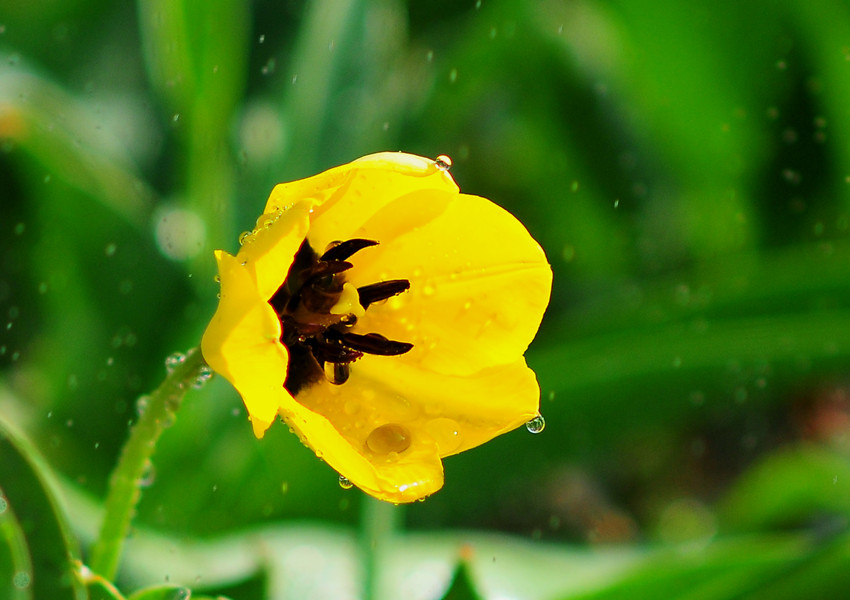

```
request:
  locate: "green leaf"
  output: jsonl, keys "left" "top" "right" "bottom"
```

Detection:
{"left": 126, "top": 584, "right": 231, "bottom": 600}
{"left": 718, "top": 444, "right": 850, "bottom": 533}
{"left": 126, "top": 584, "right": 190, "bottom": 600}
{"left": 0, "top": 415, "right": 86, "bottom": 600}
{"left": 0, "top": 63, "right": 155, "bottom": 229}
{"left": 84, "top": 574, "right": 125, "bottom": 600}
{"left": 439, "top": 560, "right": 484, "bottom": 600}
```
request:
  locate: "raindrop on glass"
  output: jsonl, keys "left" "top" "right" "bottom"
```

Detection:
{"left": 526, "top": 414, "right": 546, "bottom": 434}
{"left": 165, "top": 352, "right": 186, "bottom": 373}
{"left": 338, "top": 475, "right": 353, "bottom": 490}
{"left": 435, "top": 155, "right": 452, "bottom": 172}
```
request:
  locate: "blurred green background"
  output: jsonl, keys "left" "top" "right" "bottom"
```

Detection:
{"left": 3, "top": 0, "right": 850, "bottom": 598}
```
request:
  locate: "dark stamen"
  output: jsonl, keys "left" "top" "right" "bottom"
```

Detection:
{"left": 358, "top": 279, "right": 410, "bottom": 308}
{"left": 272, "top": 238, "right": 413, "bottom": 394}
{"left": 340, "top": 332, "right": 414, "bottom": 356}
{"left": 309, "top": 339, "right": 363, "bottom": 363}
{"left": 308, "top": 260, "right": 353, "bottom": 279}
{"left": 320, "top": 238, "right": 379, "bottom": 262}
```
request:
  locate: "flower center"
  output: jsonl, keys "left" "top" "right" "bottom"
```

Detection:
{"left": 269, "top": 238, "right": 412, "bottom": 394}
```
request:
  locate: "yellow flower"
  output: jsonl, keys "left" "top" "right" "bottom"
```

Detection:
{"left": 201, "top": 152, "right": 551, "bottom": 503}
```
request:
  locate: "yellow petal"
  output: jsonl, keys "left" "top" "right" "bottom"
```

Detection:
{"left": 202, "top": 152, "right": 551, "bottom": 502}
{"left": 235, "top": 200, "right": 312, "bottom": 301}
{"left": 345, "top": 189, "right": 552, "bottom": 376}
{"left": 265, "top": 152, "right": 459, "bottom": 254}
{"left": 289, "top": 355, "right": 538, "bottom": 502}
{"left": 286, "top": 374, "right": 445, "bottom": 502}
{"left": 201, "top": 250, "right": 291, "bottom": 438}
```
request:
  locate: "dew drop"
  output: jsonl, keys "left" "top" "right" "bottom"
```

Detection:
{"left": 131, "top": 397, "right": 149, "bottom": 419}
{"left": 138, "top": 460, "right": 156, "bottom": 487}
{"left": 213, "top": 274, "right": 221, "bottom": 283}
{"left": 0, "top": 496, "right": 7, "bottom": 514}
{"left": 338, "top": 475, "right": 353, "bottom": 490}
{"left": 366, "top": 423, "right": 412, "bottom": 455}
{"left": 13, "top": 571, "right": 30, "bottom": 589}
{"left": 165, "top": 352, "right": 186, "bottom": 373}
{"left": 104, "top": 242, "right": 117, "bottom": 256}
{"left": 324, "top": 361, "right": 350, "bottom": 385}
{"left": 192, "top": 364, "right": 214, "bottom": 389}
{"left": 261, "top": 57, "right": 277, "bottom": 75}
{"left": 435, "top": 154, "right": 452, "bottom": 171}
{"left": 238, "top": 231, "right": 253, "bottom": 245}
{"left": 526, "top": 414, "right": 545, "bottom": 434}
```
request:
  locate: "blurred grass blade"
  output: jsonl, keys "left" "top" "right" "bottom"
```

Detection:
{"left": 746, "top": 533, "right": 850, "bottom": 600}
{"left": 0, "top": 63, "right": 155, "bottom": 230}
{"left": 126, "top": 584, "right": 190, "bottom": 600}
{"left": 533, "top": 309, "right": 850, "bottom": 450}
{"left": 558, "top": 535, "right": 811, "bottom": 600}
{"left": 718, "top": 444, "right": 850, "bottom": 533}
{"left": 136, "top": 0, "right": 249, "bottom": 125}
{"left": 439, "top": 561, "right": 483, "bottom": 600}
{"left": 136, "top": 0, "right": 250, "bottom": 271}
{"left": 0, "top": 489, "right": 33, "bottom": 600}
{"left": 279, "top": 0, "right": 360, "bottom": 176}
{"left": 0, "top": 415, "right": 86, "bottom": 600}
{"left": 84, "top": 573, "right": 125, "bottom": 600}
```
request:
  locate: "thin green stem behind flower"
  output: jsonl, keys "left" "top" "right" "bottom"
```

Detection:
{"left": 88, "top": 348, "right": 208, "bottom": 580}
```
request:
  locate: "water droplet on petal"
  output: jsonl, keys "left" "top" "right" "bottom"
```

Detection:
{"left": 338, "top": 475, "right": 353, "bottom": 490}
{"left": 425, "top": 418, "right": 462, "bottom": 454}
{"left": 435, "top": 154, "right": 452, "bottom": 171}
{"left": 324, "top": 361, "right": 350, "bottom": 385}
{"left": 238, "top": 231, "right": 253, "bottom": 245}
{"left": 366, "top": 423, "right": 412, "bottom": 455}
{"left": 526, "top": 414, "right": 546, "bottom": 434}
{"left": 165, "top": 352, "right": 186, "bottom": 373}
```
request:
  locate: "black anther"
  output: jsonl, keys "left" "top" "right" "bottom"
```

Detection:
{"left": 340, "top": 332, "right": 413, "bottom": 356}
{"left": 320, "top": 238, "right": 379, "bottom": 262}
{"left": 357, "top": 279, "right": 410, "bottom": 308}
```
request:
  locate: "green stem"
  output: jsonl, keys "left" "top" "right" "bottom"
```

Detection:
{"left": 360, "top": 497, "right": 403, "bottom": 600}
{"left": 88, "top": 348, "right": 207, "bottom": 580}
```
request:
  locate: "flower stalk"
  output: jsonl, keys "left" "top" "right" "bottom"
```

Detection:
{"left": 89, "top": 348, "right": 207, "bottom": 580}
